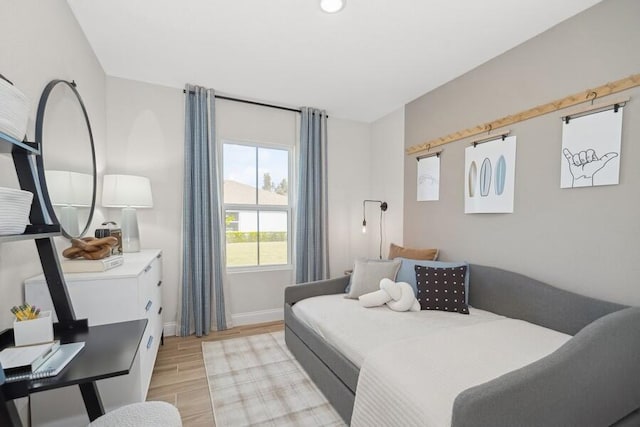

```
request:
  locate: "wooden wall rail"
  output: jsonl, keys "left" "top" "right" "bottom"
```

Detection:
{"left": 406, "top": 74, "right": 640, "bottom": 156}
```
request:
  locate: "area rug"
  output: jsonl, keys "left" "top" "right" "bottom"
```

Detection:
{"left": 202, "top": 331, "right": 345, "bottom": 426}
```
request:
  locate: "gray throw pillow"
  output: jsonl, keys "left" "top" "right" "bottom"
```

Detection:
{"left": 345, "top": 258, "right": 401, "bottom": 299}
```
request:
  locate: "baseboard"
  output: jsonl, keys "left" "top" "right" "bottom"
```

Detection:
{"left": 163, "top": 322, "right": 177, "bottom": 337}
{"left": 163, "top": 309, "right": 283, "bottom": 336}
{"left": 232, "top": 308, "right": 284, "bottom": 326}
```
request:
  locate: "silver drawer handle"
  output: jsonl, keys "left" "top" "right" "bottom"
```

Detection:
{"left": 143, "top": 265, "right": 152, "bottom": 273}
{"left": 145, "top": 300, "right": 152, "bottom": 311}
{"left": 147, "top": 335, "right": 154, "bottom": 349}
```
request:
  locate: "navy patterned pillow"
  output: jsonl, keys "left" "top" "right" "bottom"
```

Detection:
{"left": 415, "top": 265, "right": 469, "bottom": 314}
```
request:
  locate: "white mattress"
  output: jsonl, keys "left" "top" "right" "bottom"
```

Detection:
{"left": 292, "top": 293, "right": 572, "bottom": 426}
{"left": 292, "top": 293, "right": 510, "bottom": 367}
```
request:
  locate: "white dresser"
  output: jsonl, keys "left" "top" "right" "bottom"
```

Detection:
{"left": 24, "top": 249, "right": 164, "bottom": 427}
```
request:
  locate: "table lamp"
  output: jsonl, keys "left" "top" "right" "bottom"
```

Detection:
{"left": 101, "top": 174, "right": 153, "bottom": 252}
{"left": 45, "top": 170, "right": 93, "bottom": 237}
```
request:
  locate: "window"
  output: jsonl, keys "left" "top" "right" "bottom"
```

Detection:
{"left": 223, "top": 142, "right": 291, "bottom": 268}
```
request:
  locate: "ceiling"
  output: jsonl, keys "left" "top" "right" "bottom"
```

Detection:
{"left": 67, "top": 0, "right": 602, "bottom": 122}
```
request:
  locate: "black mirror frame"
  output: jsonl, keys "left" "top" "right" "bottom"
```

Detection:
{"left": 35, "top": 79, "right": 97, "bottom": 239}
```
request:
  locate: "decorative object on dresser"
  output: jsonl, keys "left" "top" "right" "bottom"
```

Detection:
{"left": 24, "top": 249, "right": 164, "bottom": 426}
{"left": 95, "top": 221, "right": 123, "bottom": 255}
{"left": 101, "top": 174, "right": 153, "bottom": 253}
{"left": 61, "top": 255, "right": 124, "bottom": 273}
{"left": 62, "top": 236, "right": 118, "bottom": 260}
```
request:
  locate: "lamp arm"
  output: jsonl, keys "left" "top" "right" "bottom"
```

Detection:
{"left": 362, "top": 200, "right": 389, "bottom": 258}
{"left": 362, "top": 199, "right": 389, "bottom": 213}
{"left": 363, "top": 199, "right": 389, "bottom": 220}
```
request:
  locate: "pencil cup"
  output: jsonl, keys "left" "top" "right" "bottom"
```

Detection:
{"left": 13, "top": 310, "right": 54, "bottom": 346}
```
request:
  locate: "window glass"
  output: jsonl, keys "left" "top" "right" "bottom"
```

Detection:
{"left": 258, "top": 147, "right": 289, "bottom": 205}
{"left": 225, "top": 210, "right": 258, "bottom": 267}
{"left": 223, "top": 141, "right": 291, "bottom": 268}
{"left": 223, "top": 144, "right": 256, "bottom": 204}
{"left": 258, "top": 211, "right": 288, "bottom": 265}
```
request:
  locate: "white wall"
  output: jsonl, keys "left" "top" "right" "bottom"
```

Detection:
{"left": 103, "top": 83, "right": 375, "bottom": 327}
{"left": 0, "top": 0, "right": 107, "bottom": 422}
{"left": 326, "top": 118, "right": 372, "bottom": 276}
{"left": 369, "top": 107, "right": 405, "bottom": 259}
{"left": 0, "top": 0, "right": 107, "bottom": 330}
{"left": 104, "top": 76, "right": 184, "bottom": 333}
{"left": 0, "top": 1, "right": 388, "bottom": 337}
{"left": 217, "top": 99, "right": 298, "bottom": 325}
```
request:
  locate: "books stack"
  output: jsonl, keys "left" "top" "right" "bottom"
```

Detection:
{"left": 0, "top": 340, "right": 85, "bottom": 382}
{"left": 62, "top": 255, "right": 124, "bottom": 273}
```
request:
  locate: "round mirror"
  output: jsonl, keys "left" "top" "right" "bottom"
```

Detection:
{"left": 35, "top": 80, "right": 97, "bottom": 239}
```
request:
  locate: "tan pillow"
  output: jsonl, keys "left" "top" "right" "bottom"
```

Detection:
{"left": 388, "top": 243, "right": 439, "bottom": 261}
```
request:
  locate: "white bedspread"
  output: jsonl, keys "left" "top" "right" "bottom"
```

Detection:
{"left": 351, "top": 318, "right": 571, "bottom": 427}
{"left": 292, "top": 294, "right": 571, "bottom": 426}
{"left": 292, "top": 294, "right": 507, "bottom": 367}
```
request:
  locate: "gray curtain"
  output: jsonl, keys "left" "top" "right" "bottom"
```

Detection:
{"left": 295, "top": 107, "right": 330, "bottom": 283}
{"left": 180, "top": 84, "right": 229, "bottom": 336}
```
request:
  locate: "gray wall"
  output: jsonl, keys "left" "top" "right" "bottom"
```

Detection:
{"left": 404, "top": 0, "right": 640, "bottom": 306}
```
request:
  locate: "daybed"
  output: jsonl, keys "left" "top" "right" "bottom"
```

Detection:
{"left": 284, "top": 264, "right": 640, "bottom": 426}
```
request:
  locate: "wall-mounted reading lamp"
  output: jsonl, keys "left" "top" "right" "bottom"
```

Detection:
{"left": 362, "top": 199, "right": 388, "bottom": 259}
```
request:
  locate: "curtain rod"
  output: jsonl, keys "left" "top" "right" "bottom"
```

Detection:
{"left": 183, "top": 89, "right": 301, "bottom": 114}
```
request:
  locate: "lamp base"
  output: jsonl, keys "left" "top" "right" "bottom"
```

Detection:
{"left": 121, "top": 207, "right": 141, "bottom": 253}
{"left": 59, "top": 205, "right": 79, "bottom": 237}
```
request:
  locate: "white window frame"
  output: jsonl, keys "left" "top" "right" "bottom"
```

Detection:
{"left": 222, "top": 139, "right": 294, "bottom": 272}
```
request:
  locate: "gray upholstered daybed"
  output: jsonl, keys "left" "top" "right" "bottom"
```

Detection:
{"left": 284, "top": 264, "right": 640, "bottom": 426}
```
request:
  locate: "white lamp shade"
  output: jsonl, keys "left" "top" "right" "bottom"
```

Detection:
{"left": 45, "top": 170, "right": 93, "bottom": 207}
{"left": 102, "top": 174, "right": 153, "bottom": 208}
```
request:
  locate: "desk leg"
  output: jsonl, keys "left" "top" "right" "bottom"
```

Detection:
{"left": 79, "top": 382, "right": 105, "bottom": 422}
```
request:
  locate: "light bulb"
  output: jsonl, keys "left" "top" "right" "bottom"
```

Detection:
{"left": 362, "top": 220, "right": 367, "bottom": 234}
{"left": 320, "top": 0, "right": 346, "bottom": 13}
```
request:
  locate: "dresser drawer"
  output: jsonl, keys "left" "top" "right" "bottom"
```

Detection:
{"left": 23, "top": 249, "right": 165, "bottom": 426}
{"left": 140, "top": 305, "right": 163, "bottom": 396}
{"left": 25, "top": 277, "right": 139, "bottom": 326}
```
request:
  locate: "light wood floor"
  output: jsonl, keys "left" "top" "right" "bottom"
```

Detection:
{"left": 146, "top": 321, "right": 284, "bottom": 427}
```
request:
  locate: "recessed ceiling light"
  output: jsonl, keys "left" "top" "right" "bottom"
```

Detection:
{"left": 320, "top": 0, "right": 346, "bottom": 13}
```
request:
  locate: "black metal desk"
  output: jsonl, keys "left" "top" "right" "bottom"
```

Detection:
{"left": 0, "top": 319, "right": 147, "bottom": 426}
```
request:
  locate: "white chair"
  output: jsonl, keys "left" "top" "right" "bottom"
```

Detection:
{"left": 87, "top": 401, "right": 182, "bottom": 427}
